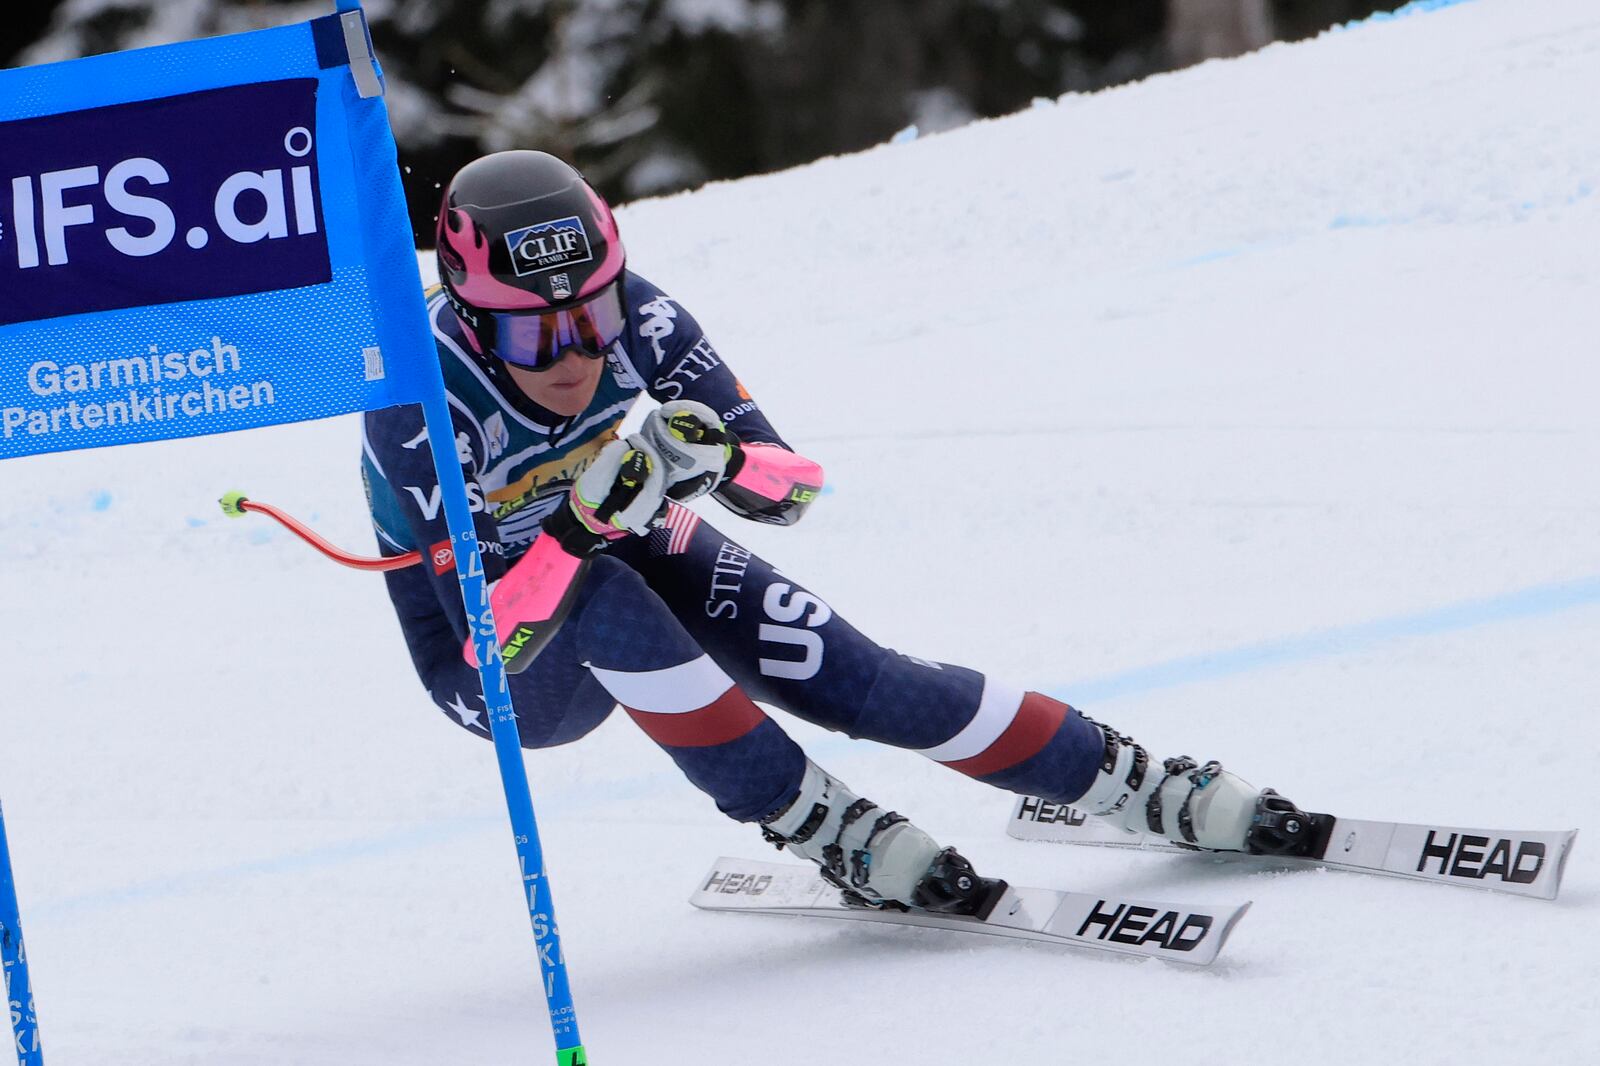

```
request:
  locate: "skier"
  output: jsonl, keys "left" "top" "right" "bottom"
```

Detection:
{"left": 362, "top": 150, "right": 1316, "bottom": 914}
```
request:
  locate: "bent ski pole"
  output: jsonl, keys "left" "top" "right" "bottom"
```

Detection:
{"left": 218, "top": 491, "right": 420, "bottom": 571}
{"left": 219, "top": 490, "right": 592, "bottom": 673}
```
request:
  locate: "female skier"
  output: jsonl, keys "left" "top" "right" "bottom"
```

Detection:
{"left": 362, "top": 150, "right": 1315, "bottom": 914}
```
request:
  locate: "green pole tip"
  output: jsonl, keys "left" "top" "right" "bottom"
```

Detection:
{"left": 219, "top": 491, "right": 249, "bottom": 517}
{"left": 556, "top": 1046, "right": 589, "bottom": 1066}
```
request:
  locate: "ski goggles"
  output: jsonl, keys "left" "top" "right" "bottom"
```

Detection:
{"left": 492, "top": 282, "right": 627, "bottom": 371}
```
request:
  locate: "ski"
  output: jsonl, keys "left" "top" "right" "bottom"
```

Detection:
{"left": 690, "top": 856, "right": 1250, "bottom": 966}
{"left": 1007, "top": 797, "right": 1578, "bottom": 901}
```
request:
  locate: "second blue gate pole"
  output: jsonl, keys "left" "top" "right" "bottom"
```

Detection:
{"left": 1, "top": 795, "right": 43, "bottom": 1066}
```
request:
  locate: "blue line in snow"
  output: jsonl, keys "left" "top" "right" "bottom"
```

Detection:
{"left": 1057, "top": 574, "right": 1600, "bottom": 704}
{"left": 1329, "top": 213, "right": 1397, "bottom": 230}
{"left": 26, "top": 572, "right": 1600, "bottom": 917}
{"left": 1171, "top": 247, "right": 1243, "bottom": 268}
{"left": 33, "top": 820, "right": 489, "bottom": 920}
{"left": 1342, "top": 0, "right": 1478, "bottom": 29}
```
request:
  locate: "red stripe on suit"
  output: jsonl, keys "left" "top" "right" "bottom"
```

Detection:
{"left": 941, "top": 691, "right": 1068, "bottom": 778}
{"left": 625, "top": 686, "right": 768, "bottom": 748}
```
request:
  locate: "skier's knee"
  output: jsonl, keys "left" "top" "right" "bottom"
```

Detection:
{"left": 850, "top": 651, "right": 989, "bottom": 747}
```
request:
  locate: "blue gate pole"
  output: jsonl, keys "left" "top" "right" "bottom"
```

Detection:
{"left": 0, "top": 796, "right": 43, "bottom": 1066}
{"left": 329, "top": 0, "right": 584, "bottom": 1053}
{"left": 418, "top": 392, "right": 586, "bottom": 1065}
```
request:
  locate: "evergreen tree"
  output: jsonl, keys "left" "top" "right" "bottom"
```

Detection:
{"left": 13, "top": 0, "right": 1406, "bottom": 235}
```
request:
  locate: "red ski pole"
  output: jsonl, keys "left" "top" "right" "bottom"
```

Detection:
{"left": 218, "top": 491, "right": 420, "bottom": 572}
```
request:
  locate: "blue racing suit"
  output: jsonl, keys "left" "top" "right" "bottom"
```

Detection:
{"left": 362, "top": 272, "right": 1104, "bottom": 822}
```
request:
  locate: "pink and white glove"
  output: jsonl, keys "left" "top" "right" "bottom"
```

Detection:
{"left": 542, "top": 436, "right": 668, "bottom": 556}
{"left": 572, "top": 437, "right": 668, "bottom": 536}
{"left": 641, "top": 399, "right": 826, "bottom": 526}
{"left": 637, "top": 399, "right": 737, "bottom": 502}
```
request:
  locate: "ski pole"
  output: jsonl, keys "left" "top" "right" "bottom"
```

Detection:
{"left": 1, "top": 795, "right": 43, "bottom": 1066}
{"left": 219, "top": 491, "right": 592, "bottom": 673}
{"left": 217, "top": 491, "right": 420, "bottom": 571}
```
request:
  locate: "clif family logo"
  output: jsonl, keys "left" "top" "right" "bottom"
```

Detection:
{"left": 0, "top": 79, "right": 330, "bottom": 326}
{"left": 505, "top": 216, "right": 592, "bottom": 277}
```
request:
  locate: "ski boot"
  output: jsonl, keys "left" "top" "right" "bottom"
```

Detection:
{"left": 1071, "top": 718, "right": 1324, "bottom": 857}
{"left": 760, "top": 761, "right": 1008, "bottom": 917}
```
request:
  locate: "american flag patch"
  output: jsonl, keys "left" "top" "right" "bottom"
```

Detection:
{"left": 648, "top": 501, "right": 701, "bottom": 556}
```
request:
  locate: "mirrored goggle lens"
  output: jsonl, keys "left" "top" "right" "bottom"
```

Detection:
{"left": 493, "top": 285, "right": 627, "bottom": 370}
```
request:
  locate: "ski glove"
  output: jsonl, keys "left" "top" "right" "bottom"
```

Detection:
{"left": 640, "top": 399, "right": 827, "bottom": 526}
{"left": 543, "top": 436, "right": 668, "bottom": 556}
{"left": 636, "top": 399, "right": 737, "bottom": 502}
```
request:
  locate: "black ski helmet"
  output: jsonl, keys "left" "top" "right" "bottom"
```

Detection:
{"left": 436, "top": 151, "right": 626, "bottom": 359}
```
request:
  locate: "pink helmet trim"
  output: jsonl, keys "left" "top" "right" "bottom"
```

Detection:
{"left": 439, "top": 186, "right": 625, "bottom": 313}
{"left": 575, "top": 184, "right": 625, "bottom": 301}
{"left": 441, "top": 208, "right": 555, "bottom": 312}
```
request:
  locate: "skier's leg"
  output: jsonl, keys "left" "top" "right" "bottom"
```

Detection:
{"left": 616, "top": 514, "right": 1310, "bottom": 855}
{"left": 393, "top": 552, "right": 799, "bottom": 819}
{"left": 614, "top": 515, "right": 1104, "bottom": 795}
{"left": 568, "top": 559, "right": 808, "bottom": 823}
{"left": 568, "top": 552, "right": 1001, "bottom": 907}
{"left": 398, "top": 543, "right": 985, "bottom": 908}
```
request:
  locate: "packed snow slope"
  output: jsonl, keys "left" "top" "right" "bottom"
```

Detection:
{"left": 4, "top": 0, "right": 1597, "bottom": 1062}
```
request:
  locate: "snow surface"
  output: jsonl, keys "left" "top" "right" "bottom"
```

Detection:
{"left": 4, "top": 0, "right": 1598, "bottom": 1062}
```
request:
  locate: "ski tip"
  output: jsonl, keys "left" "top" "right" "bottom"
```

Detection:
{"left": 1545, "top": 829, "right": 1580, "bottom": 901}
{"left": 218, "top": 490, "right": 250, "bottom": 518}
{"left": 1203, "top": 898, "right": 1253, "bottom": 963}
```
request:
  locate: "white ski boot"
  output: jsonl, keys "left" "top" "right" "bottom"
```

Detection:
{"left": 760, "top": 761, "right": 1005, "bottom": 915}
{"left": 1072, "top": 719, "right": 1317, "bottom": 854}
